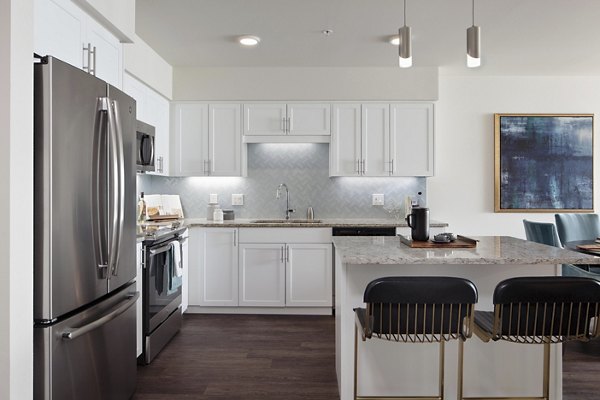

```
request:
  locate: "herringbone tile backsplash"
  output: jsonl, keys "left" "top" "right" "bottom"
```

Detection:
{"left": 137, "top": 143, "right": 426, "bottom": 219}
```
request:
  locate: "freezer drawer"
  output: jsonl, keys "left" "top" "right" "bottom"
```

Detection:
{"left": 34, "top": 282, "right": 139, "bottom": 400}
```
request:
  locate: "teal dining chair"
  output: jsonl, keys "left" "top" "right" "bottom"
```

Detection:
{"left": 523, "top": 219, "right": 600, "bottom": 278}
{"left": 554, "top": 214, "right": 600, "bottom": 244}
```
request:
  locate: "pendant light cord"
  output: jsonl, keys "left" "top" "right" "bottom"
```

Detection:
{"left": 472, "top": 0, "right": 475, "bottom": 26}
{"left": 403, "top": 0, "right": 407, "bottom": 27}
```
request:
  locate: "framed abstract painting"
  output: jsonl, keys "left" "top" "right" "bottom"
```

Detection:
{"left": 494, "top": 113, "right": 594, "bottom": 212}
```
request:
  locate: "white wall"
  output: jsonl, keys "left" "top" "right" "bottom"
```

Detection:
{"left": 429, "top": 74, "right": 600, "bottom": 238}
{"left": 173, "top": 67, "right": 438, "bottom": 101}
{"left": 0, "top": 0, "right": 34, "bottom": 399}
{"left": 124, "top": 34, "right": 173, "bottom": 99}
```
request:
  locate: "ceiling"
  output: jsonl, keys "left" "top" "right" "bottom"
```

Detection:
{"left": 136, "top": 0, "right": 600, "bottom": 75}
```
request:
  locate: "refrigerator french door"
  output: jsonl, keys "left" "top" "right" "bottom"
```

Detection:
{"left": 33, "top": 56, "right": 138, "bottom": 400}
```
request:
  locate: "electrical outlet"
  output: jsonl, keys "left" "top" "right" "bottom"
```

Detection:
{"left": 209, "top": 193, "right": 218, "bottom": 204}
{"left": 372, "top": 194, "right": 384, "bottom": 206}
{"left": 232, "top": 194, "right": 244, "bottom": 206}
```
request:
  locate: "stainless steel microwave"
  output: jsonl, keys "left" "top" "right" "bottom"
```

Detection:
{"left": 136, "top": 120, "right": 155, "bottom": 172}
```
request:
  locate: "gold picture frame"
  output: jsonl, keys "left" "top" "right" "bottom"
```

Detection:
{"left": 494, "top": 113, "right": 594, "bottom": 213}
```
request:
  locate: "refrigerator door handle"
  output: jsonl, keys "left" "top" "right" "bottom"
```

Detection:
{"left": 107, "top": 99, "right": 126, "bottom": 277}
{"left": 61, "top": 292, "right": 139, "bottom": 341}
{"left": 94, "top": 97, "right": 110, "bottom": 276}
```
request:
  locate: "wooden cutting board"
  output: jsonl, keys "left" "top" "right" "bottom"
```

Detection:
{"left": 399, "top": 235, "right": 478, "bottom": 248}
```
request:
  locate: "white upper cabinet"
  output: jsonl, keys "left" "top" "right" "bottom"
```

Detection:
{"left": 123, "top": 72, "right": 170, "bottom": 175}
{"left": 243, "top": 104, "right": 287, "bottom": 136}
{"left": 287, "top": 104, "right": 331, "bottom": 136}
{"left": 172, "top": 103, "right": 209, "bottom": 176}
{"left": 362, "top": 103, "right": 390, "bottom": 177}
{"left": 243, "top": 103, "right": 331, "bottom": 142}
{"left": 171, "top": 102, "right": 243, "bottom": 177}
{"left": 209, "top": 104, "right": 242, "bottom": 176}
{"left": 390, "top": 103, "right": 434, "bottom": 176}
{"left": 330, "top": 102, "right": 434, "bottom": 177}
{"left": 330, "top": 104, "right": 362, "bottom": 176}
{"left": 34, "top": 0, "right": 123, "bottom": 89}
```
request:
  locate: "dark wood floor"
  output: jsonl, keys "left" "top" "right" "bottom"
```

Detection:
{"left": 134, "top": 314, "right": 600, "bottom": 400}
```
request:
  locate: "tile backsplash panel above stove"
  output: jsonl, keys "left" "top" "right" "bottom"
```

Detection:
{"left": 137, "top": 143, "right": 426, "bottom": 219}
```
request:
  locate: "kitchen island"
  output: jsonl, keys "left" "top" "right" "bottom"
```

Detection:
{"left": 333, "top": 236, "right": 600, "bottom": 400}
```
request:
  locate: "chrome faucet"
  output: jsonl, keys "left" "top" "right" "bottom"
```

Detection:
{"left": 276, "top": 183, "right": 295, "bottom": 220}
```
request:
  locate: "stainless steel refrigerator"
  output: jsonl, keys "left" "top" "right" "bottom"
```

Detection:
{"left": 34, "top": 56, "right": 138, "bottom": 400}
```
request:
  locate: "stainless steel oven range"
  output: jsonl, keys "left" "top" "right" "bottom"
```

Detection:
{"left": 139, "top": 225, "right": 187, "bottom": 364}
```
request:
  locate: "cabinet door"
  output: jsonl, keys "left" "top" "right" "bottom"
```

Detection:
{"left": 172, "top": 103, "right": 209, "bottom": 176}
{"left": 286, "top": 244, "right": 332, "bottom": 307}
{"left": 191, "top": 228, "right": 238, "bottom": 306}
{"left": 146, "top": 89, "right": 170, "bottom": 176}
{"left": 390, "top": 103, "right": 434, "bottom": 176}
{"left": 209, "top": 104, "right": 242, "bottom": 176}
{"left": 136, "top": 241, "right": 143, "bottom": 357}
{"left": 239, "top": 244, "right": 285, "bottom": 307}
{"left": 243, "top": 104, "right": 286, "bottom": 136}
{"left": 288, "top": 103, "right": 331, "bottom": 136}
{"left": 34, "top": 0, "right": 86, "bottom": 70}
{"left": 87, "top": 17, "right": 122, "bottom": 89}
{"left": 362, "top": 104, "right": 390, "bottom": 176}
{"left": 330, "top": 104, "right": 362, "bottom": 176}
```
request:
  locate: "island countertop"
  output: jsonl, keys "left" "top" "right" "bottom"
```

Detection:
{"left": 333, "top": 235, "right": 600, "bottom": 265}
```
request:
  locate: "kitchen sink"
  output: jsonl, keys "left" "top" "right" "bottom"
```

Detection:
{"left": 251, "top": 219, "right": 323, "bottom": 224}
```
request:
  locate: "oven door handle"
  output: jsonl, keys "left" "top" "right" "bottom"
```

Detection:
{"left": 149, "top": 244, "right": 173, "bottom": 255}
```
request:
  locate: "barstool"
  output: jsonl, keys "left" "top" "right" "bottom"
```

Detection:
{"left": 459, "top": 276, "right": 600, "bottom": 400}
{"left": 354, "top": 276, "right": 478, "bottom": 400}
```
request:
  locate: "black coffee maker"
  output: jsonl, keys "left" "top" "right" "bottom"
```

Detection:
{"left": 406, "top": 207, "right": 430, "bottom": 241}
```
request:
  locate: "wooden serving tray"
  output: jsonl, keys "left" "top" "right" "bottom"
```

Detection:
{"left": 399, "top": 235, "right": 478, "bottom": 248}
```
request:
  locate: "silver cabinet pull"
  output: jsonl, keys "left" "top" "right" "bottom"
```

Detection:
{"left": 361, "top": 160, "right": 366, "bottom": 175}
{"left": 285, "top": 245, "right": 290, "bottom": 262}
{"left": 83, "top": 43, "right": 92, "bottom": 73}
{"left": 233, "top": 230, "right": 237, "bottom": 247}
{"left": 280, "top": 246, "right": 284, "bottom": 263}
{"left": 286, "top": 117, "right": 291, "bottom": 134}
{"left": 62, "top": 292, "right": 139, "bottom": 340}
{"left": 356, "top": 160, "right": 361, "bottom": 175}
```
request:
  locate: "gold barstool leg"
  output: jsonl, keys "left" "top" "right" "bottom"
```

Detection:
{"left": 439, "top": 340, "right": 445, "bottom": 399}
{"left": 457, "top": 339, "right": 464, "bottom": 400}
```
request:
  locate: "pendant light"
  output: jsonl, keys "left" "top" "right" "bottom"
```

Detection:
{"left": 398, "top": 0, "right": 412, "bottom": 68}
{"left": 466, "top": 0, "right": 481, "bottom": 68}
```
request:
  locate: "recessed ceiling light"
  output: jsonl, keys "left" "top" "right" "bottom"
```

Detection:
{"left": 239, "top": 35, "right": 260, "bottom": 46}
{"left": 389, "top": 35, "right": 400, "bottom": 46}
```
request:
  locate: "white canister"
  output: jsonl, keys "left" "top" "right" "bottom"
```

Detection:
{"left": 207, "top": 203, "right": 219, "bottom": 220}
{"left": 213, "top": 208, "right": 224, "bottom": 222}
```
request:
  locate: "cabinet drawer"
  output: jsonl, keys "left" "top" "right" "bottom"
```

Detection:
{"left": 238, "top": 228, "right": 332, "bottom": 243}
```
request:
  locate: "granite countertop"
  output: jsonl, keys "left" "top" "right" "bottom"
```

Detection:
{"left": 182, "top": 217, "right": 448, "bottom": 228}
{"left": 333, "top": 235, "right": 600, "bottom": 265}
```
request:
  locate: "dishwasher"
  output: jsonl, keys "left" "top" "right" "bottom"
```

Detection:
{"left": 331, "top": 226, "right": 398, "bottom": 313}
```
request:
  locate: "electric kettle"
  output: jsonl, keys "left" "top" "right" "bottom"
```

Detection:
{"left": 406, "top": 207, "right": 430, "bottom": 241}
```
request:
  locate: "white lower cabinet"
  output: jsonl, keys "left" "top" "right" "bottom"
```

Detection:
{"left": 239, "top": 244, "right": 285, "bottom": 306}
{"left": 238, "top": 228, "right": 333, "bottom": 309}
{"left": 286, "top": 243, "right": 332, "bottom": 307}
{"left": 188, "top": 227, "right": 239, "bottom": 306}
{"left": 187, "top": 227, "right": 333, "bottom": 313}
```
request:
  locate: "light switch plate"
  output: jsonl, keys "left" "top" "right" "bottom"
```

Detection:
{"left": 232, "top": 194, "right": 244, "bottom": 206}
{"left": 209, "top": 193, "right": 218, "bottom": 204}
{"left": 372, "top": 194, "right": 384, "bottom": 206}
